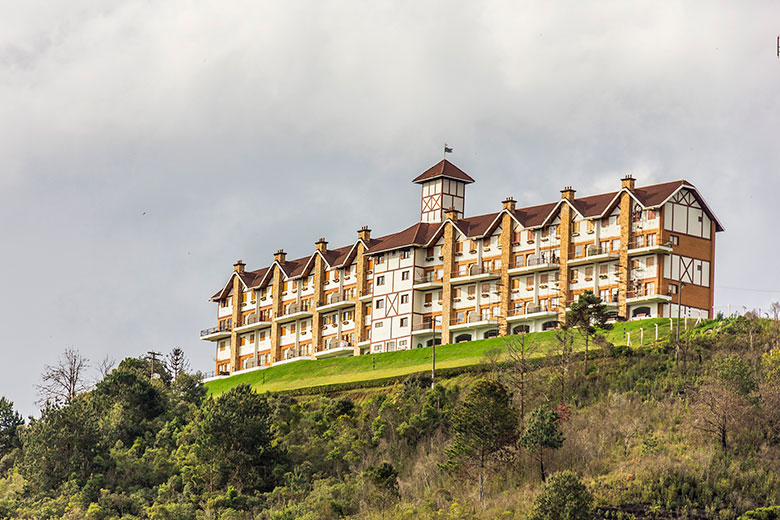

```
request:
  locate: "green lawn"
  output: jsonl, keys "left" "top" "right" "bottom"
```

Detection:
{"left": 205, "top": 318, "right": 706, "bottom": 396}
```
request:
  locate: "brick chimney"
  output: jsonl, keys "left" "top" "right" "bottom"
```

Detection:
{"left": 445, "top": 207, "right": 459, "bottom": 222}
{"left": 274, "top": 249, "right": 286, "bottom": 263}
{"left": 621, "top": 174, "right": 636, "bottom": 190}
{"left": 561, "top": 186, "right": 576, "bottom": 201}
{"left": 233, "top": 259, "right": 245, "bottom": 273}
{"left": 502, "top": 196, "right": 516, "bottom": 211}
{"left": 357, "top": 226, "right": 371, "bottom": 242}
{"left": 315, "top": 237, "right": 328, "bottom": 252}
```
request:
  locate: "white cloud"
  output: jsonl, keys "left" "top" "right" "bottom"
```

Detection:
{"left": 0, "top": 0, "right": 777, "bottom": 414}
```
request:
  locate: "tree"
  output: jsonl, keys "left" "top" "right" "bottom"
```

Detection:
{"left": 36, "top": 348, "right": 89, "bottom": 406}
{"left": 116, "top": 356, "right": 172, "bottom": 385}
{"left": 770, "top": 302, "right": 780, "bottom": 321}
{"left": 166, "top": 347, "right": 190, "bottom": 380}
{"left": 91, "top": 367, "right": 167, "bottom": 444}
{"left": 694, "top": 355, "right": 757, "bottom": 450}
{"left": 502, "top": 333, "right": 538, "bottom": 425}
{"left": 0, "top": 397, "right": 23, "bottom": 457}
{"left": 528, "top": 470, "right": 593, "bottom": 520}
{"left": 197, "top": 384, "right": 280, "bottom": 493}
{"left": 96, "top": 355, "right": 116, "bottom": 381}
{"left": 550, "top": 327, "right": 575, "bottom": 403}
{"left": 519, "top": 405, "right": 565, "bottom": 481}
{"left": 364, "top": 462, "right": 399, "bottom": 519}
{"left": 566, "top": 290, "right": 611, "bottom": 373}
{"left": 20, "top": 397, "right": 101, "bottom": 491}
{"left": 444, "top": 380, "right": 518, "bottom": 507}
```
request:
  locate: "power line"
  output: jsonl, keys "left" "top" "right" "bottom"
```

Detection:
{"left": 716, "top": 286, "right": 780, "bottom": 294}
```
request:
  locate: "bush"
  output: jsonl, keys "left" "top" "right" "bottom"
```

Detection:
{"left": 528, "top": 470, "right": 593, "bottom": 520}
{"left": 739, "top": 506, "right": 780, "bottom": 519}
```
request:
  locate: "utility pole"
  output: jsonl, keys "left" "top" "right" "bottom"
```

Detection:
{"left": 147, "top": 350, "right": 163, "bottom": 380}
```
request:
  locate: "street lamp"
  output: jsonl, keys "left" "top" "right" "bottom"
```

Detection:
{"left": 432, "top": 315, "right": 440, "bottom": 388}
{"left": 675, "top": 282, "right": 686, "bottom": 367}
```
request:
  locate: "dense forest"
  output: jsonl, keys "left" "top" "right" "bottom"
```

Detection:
{"left": 2, "top": 312, "right": 780, "bottom": 519}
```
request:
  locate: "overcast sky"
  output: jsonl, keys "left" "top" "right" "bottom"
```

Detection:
{"left": 1, "top": 1, "right": 778, "bottom": 416}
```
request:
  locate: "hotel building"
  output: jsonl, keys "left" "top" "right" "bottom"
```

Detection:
{"left": 201, "top": 160, "right": 722, "bottom": 376}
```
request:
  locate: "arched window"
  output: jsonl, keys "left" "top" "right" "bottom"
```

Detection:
{"left": 484, "top": 329, "right": 499, "bottom": 339}
{"left": 512, "top": 324, "right": 530, "bottom": 335}
{"left": 632, "top": 306, "right": 652, "bottom": 318}
{"left": 454, "top": 333, "right": 472, "bottom": 343}
{"left": 542, "top": 321, "right": 558, "bottom": 331}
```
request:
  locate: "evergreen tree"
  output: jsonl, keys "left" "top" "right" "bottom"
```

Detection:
{"left": 528, "top": 470, "right": 593, "bottom": 520}
{"left": 166, "top": 347, "right": 190, "bottom": 380}
{"left": 20, "top": 397, "right": 101, "bottom": 491}
{"left": 566, "top": 290, "right": 611, "bottom": 373}
{"left": 0, "top": 397, "right": 23, "bottom": 458}
{"left": 197, "top": 384, "right": 281, "bottom": 493}
{"left": 364, "top": 461, "right": 399, "bottom": 518}
{"left": 444, "top": 380, "right": 518, "bottom": 506}
{"left": 519, "top": 405, "right": 565, "bottom": 481}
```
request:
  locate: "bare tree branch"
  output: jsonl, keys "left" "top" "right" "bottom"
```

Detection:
{"left": 96, "top": 355, "right": 116, "bottom": 381}
{"left": 36, "top": 348, "right": 90, "bottom": 406}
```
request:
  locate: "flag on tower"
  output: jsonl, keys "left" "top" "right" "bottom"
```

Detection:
{"left": 444, "top": 144, "right": 453, "bottom": 154}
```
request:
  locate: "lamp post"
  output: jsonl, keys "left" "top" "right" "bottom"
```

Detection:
{"left": 675, "top": 282, "right": 686, "bottom": 368}
{"left": 432, "top": 315, "right": 439, "bottom": 388}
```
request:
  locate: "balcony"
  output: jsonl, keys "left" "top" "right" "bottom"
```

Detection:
{"left": 314, "top": 340, "right": 355, "bottom": 359}
{"left": 274, "top": 302, "right": 313, "bottom": 323}
{"left": 506, "top": 304, "right": 558, "bottom": 321}
{"left": 626, "top": 289, "right": 672, "bottom": 305}
{"left": 450, "top": 265, "right": 501, "bottom": 285}
{"left": 233, "top": 312, "right": 272, "bottom": 333}
{"left": 200, "top": 325, "right": 231, "bottom": 341}
{"left": 628, "top": 240, "right": 673, "bottom": 256}
{"left": 316, "top": 292, "right": 356, "bottom": 312}
{"left": 413, "top": 272, "right": 443, "bottom": 289}
{"left": 411, "top": 318, "right": 439, "bottom": 334}
{"left": 567, "top": 246, "right": 620, "bottom": 266}
{"left": 450, "top": 312, "right": 499, "bottom": 330}
{"left": 508, "top": 255, "right": 560, "bottom": 275}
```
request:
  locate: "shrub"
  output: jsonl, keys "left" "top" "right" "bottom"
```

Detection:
{"left": 528, "top": 470, "right": 593, "bottom": 520}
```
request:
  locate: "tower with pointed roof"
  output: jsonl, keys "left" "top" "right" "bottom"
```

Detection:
{"left": 413, "top": 159, "right": 475, "bottom": 223}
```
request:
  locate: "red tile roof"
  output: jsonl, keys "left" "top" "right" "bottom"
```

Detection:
{"left": 412, "top": 159, "right": 475, "bottom": 184}
{"left": 632, "top": 180, "right": 686, "bottom": 207}
{"left": 455, "top": 212, "right": 500, "bottom": 237}
{"left": 210, "top": 177, "right": 721, "bottom": 297}
{"left": 512, "top": 202, "right": 559, "bottom": 228}
{"left": 367, "top": 222, "right": 439, "bottom": 254}
{"left": 569, "top": 191, "right": 619, "bottom": 218}
{"left": 321, "top": 244, "right": 353, "bottom": 267}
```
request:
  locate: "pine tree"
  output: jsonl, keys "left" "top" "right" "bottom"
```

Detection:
{"left": 444, "top": 380, "right": 518, "bottom": 506}
{"left": 566, "top": 290, "right": 611, "bottom": 374}
{"left": 166, "top": 347, "right": 190, "bottom": 380}
{"left": 519, "top": 405, "right": 565, "bottom": 481}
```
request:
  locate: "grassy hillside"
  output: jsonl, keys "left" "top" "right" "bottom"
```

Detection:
{"left": 3, "top": 315, "right": 779, "bottom": 520}
{"left": 206, "top": 317, "right": 697, "bottom": 396}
